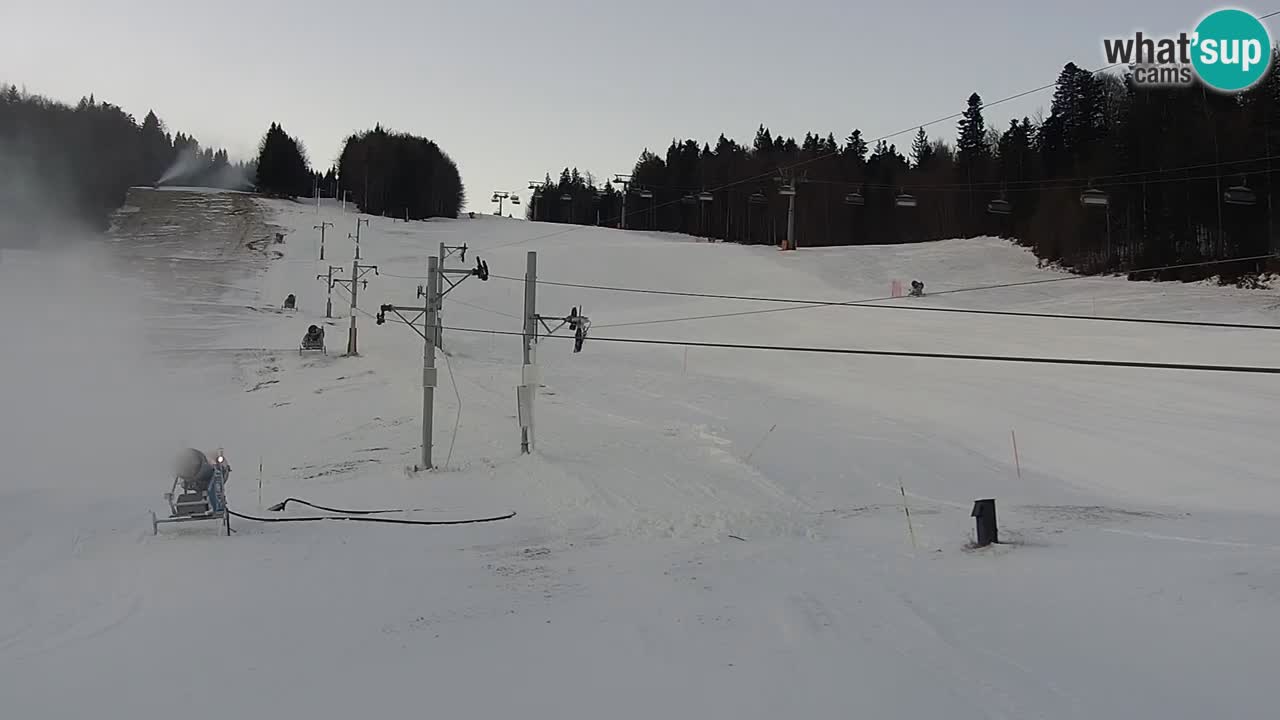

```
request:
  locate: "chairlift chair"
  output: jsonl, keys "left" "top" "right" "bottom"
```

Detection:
{"left": 749, "top": 191, "right": 767, "bottom": 204}
{"left": 1224, "top": 184, "right": 1257, "bottom": 206}
{"left": 1080, "top": 188, "right": 1109, "bottom": 207}
{"left": 987, "top": 198, "right": 1012, "bottom": 215}
{"left": 698, "top": 192, "right": 714, "bottom": 202}
{"left": 895, "top": 193, "right": 918, "bottom": 208}
{"left": 844, "top": 191, "right": 865, "bottom": 206}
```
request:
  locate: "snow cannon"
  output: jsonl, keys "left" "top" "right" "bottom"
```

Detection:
{"left": 174, "top": 447, "right": 213, "bottom": 489}
{"left": 153, "top": 447, "right": 232, "bottom": 536}
{"left": 300, "top": 324, "right": 326, "bottom": 355}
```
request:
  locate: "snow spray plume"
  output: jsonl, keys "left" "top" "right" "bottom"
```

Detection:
{"left": 156, "top": 144, "right": 204, "bottom": 186}
{"left": 156, "top": 145, "right": 254, "bottom": 190}
{"left": 0, "top": 240, "right": 234, "bottom": 500}
{"left": 0, "top": 137, "right": 97, "bottom": 250}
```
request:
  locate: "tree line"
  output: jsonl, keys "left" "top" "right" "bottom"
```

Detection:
{"left": 530, "top": 55, "right": 1280, "bottom": 283}
{"left": 1, "top": 82, "right": 469, "bottom": 240}
{"left": 252, "top": 123, "right": 466, "bottom": 220}
{"left": 333, "top": 124, "right": 465, "bottom": 220}
{"left": 0, "top": 84, "right": 248, "bottom": 233}
{"left": 258, "top": 123, "right": 468, "bottom": 220}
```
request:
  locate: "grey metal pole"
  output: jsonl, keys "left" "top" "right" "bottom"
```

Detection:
{"left": 434, "top": 243, "right": 445, "bottom": 350}
{"left": 354, "top": 217, "right": 368, "bottom": 259}
{"left": 437, "top": 241, "right": 446, "bottom": 348}
{"left": 347, "top": 257, "right": 358, "bottom": 355}
{"left": 620, "top": 184, "right": 628, "bottom": 230}
{"left": 787, "top": 192, "right": 797, "bottom": 250}
{"left": 422, "top": 256, "right": 438, "bottom": 470}
{"left": 521, "top": 251, "right": 537, "bottom": 454}
{"left": 319, "top": 265, "right": 340, "bottom": 318}
{"left": 315, "top": 221, "right": 332, "bottom": 260}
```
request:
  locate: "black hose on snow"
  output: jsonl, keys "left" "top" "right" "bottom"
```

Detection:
{"left": 228, "top": 509, "right": 516, "bottom": 526}
{"left": 265, "top": 497, "right": 425, "bottom": 514}
{"left": 228, "top": 499, "right": 515, "bottom": 526}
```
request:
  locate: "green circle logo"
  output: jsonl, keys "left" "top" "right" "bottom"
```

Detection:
{"left": 1191, "top": 9, "right": 1273, "bottom": 92}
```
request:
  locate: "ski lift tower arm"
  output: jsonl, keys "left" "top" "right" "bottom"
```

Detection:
{"left": 436, "top": 256, "right": 489, "bottom": 298}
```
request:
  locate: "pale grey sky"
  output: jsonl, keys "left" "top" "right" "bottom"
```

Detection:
{"left": 3, "top": 0, "right": 1268, "bottom": 211}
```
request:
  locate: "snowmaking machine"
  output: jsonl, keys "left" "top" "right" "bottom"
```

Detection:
{"left": 300, "top": 324, "right": 326, "bottom": 355}
{"left": 152, "top": 447, "right": 232, "bottom": 536}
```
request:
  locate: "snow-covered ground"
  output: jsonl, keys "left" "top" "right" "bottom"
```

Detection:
{"left": 3, "top": 188, "right": 1279, "bottom": 719}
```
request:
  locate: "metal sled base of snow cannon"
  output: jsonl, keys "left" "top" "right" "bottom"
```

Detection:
{"left": 153, "top": 451, "right": 232, "bottom": 536}
{"left": 300, "top": 325, "right": 326, "bottom": 356}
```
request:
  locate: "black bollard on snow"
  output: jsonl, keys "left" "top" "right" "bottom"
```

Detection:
{"left": 971, "top": 498, "right": 998, "bottom": 547}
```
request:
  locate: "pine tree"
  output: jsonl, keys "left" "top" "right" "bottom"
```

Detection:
{"left": 844, "top": 130, "right": 868, "bottom": 164}
{"left": 254, "top": 122, "right": 311, "bottom": 197}
{"left": 911, "top": 127, "right": 934, "bottom": 169}
{"left": 956, "top": 93, "right": 990, "bottom": 168}
{"left": 139, "top": 110, "right": 171, "bottom": 182}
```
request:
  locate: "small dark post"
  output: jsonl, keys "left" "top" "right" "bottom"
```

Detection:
{"left": 972, "top": 499, "right": 997, "bottom": 546}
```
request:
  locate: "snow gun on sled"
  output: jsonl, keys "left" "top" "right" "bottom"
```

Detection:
{"left": 151, "top": 448, "right": 232, "bottom": 536}
{"left": 300, "top": 324, "right": 326, "bottom": 355}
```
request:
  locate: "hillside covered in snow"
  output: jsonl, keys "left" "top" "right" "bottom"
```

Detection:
{"left": 2, "top": 187, "right": 1278, "bottom": 719}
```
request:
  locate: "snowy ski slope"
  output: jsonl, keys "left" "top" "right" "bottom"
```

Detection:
{"left": 2, "top": 189, "right": 1278, "bottom": 719}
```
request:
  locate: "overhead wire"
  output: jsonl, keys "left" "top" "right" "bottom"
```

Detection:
{"left": 551, "top": 153, "right": 1280, "bottom": 195}
{"left": 440, "top": 348, "right": 463, "bottom": 469}
{"left": 436, "top": 323, "right": 1280, "bottom": 375}
{"left": 493, "top": 253, "right": 1279, "bottom": 330}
